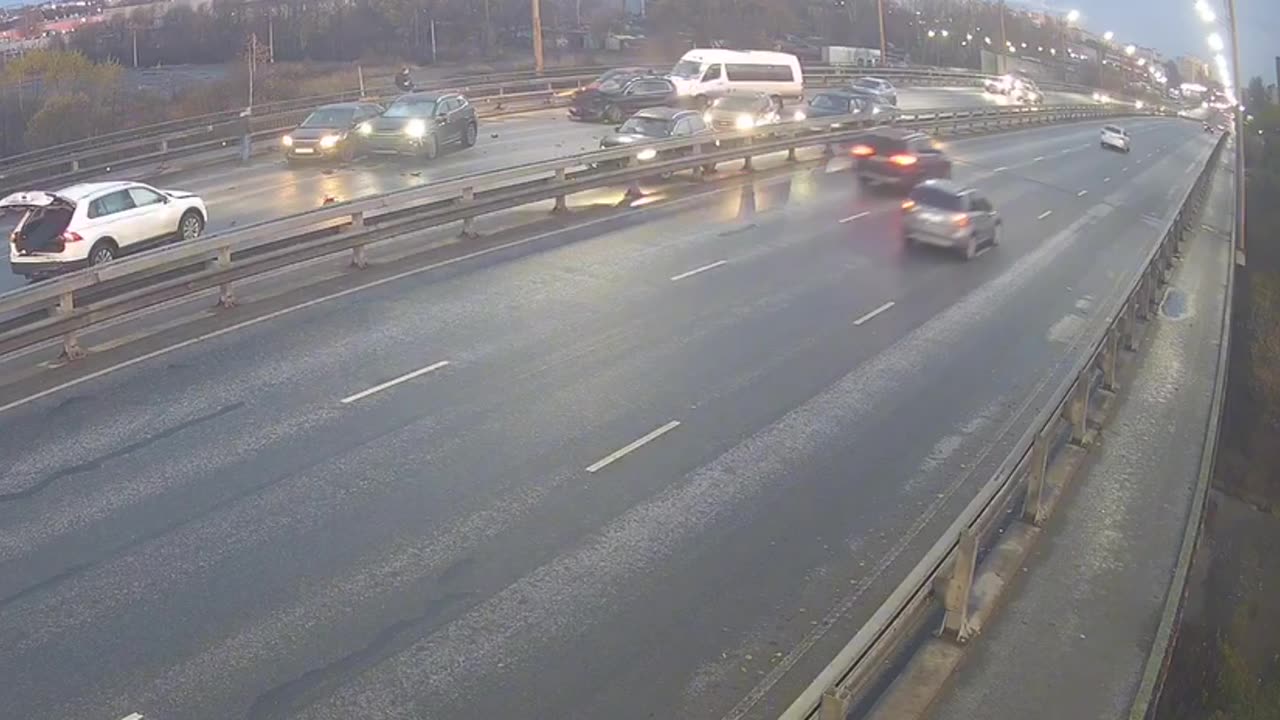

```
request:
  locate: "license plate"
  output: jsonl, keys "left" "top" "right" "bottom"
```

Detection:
{"left": 294, "top": 148, "right": 315, "bottom": 155}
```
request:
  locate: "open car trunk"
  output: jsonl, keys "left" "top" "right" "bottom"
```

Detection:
{"left": 11, "top": 207, "right": 73, "bottom": 254}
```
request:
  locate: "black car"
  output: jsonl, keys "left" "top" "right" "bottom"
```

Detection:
{"left": 581, "top": 67, "right": 652, "bottom": 92}
{"left": 798, "top": 90, "right": 897, "bottom": 128}
{"left": 570, "top": 75, "right": 678, "bottom": 124}
{"left": 597, "top": 107, "right": 717, "bottom": 171}
{"left": 702, "top": 92, "right": 780, "bottom": 131}
{"left": 358, "top": 92, "right": 478, "bottom": 160}
{"left": 282, "top": 102, "right": 384, "bottom": 164}
{"left": 851, "top": 130, "right": 952, "bottom": 190}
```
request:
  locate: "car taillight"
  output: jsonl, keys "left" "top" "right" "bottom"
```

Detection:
{"left": 901, "top": 200, "right": 916, "bottom": 211}
{"left": 851, "top": 144, "right": 875, "bottom": 157}
{"left": 60, "top": 231, "right": 83, "bottom": 243}
{"left": 889, "top": 154, "right": 918, "bottom": 166}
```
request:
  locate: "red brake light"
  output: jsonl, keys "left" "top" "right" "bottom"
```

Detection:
{"left": 60, "top": 231, "right": 83, "bottom": 243}
{"left": 851, "top": 144, "right": 875, "bottom": 157}
{"left": 889, "top": 154, "right": 918, "bottom": 166}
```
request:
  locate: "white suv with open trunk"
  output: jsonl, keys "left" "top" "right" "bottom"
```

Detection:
{"left": 3, "top": 181, "right": 207, "bottom": 280}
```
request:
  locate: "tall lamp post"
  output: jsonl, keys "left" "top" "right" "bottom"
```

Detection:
{"left": 532, "top": 0, "right": 545, "bottom": 73}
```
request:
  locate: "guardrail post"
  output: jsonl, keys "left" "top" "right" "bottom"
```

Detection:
{"left": 1022, "top": 429, "right": 1051, "bottom": 525}
{"left": 54, "top": 290, "right": 86, "bottom": 360}
{"left": 938, "top": 527, "right": 977, "bottom": 642}
{"left": 214, "top": 246, "right": 236, "bottom": 307}
{"left": 160, "top": 138, "right": 168, "bottom": 154}
{"left": 349, "top": 211, "right": 368, "bottom": 269}
{"left": 1068, "top": 373, "right": 1092, "bottom": 446}
{"left": 70, "top": 159, "right": 80, "bottom": 173}
{"left": 1136, "top": 272, "right": 1153, "bottom": 321}
{"left": 1101, "top": 327, "right": 1120, "bottom": 391}
{"left": 1121, "top": 300, "right": 1138, "bottom": 351}
{"left": 552, "top": 167, "right": 568, "bottom": 214}
{"left": 742, "top": 136, "right": 754, "bottom": 171}
{"left": 459, "top": 186, "right": 479, "bottom": 238}
{"left": 819, "top": 687, "right": 852, "bottom": 720}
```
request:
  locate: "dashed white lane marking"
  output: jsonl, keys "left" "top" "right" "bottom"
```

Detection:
{"left": 853, "top": 301, "right": 896, "bottom": 326}
{"left": 1033, "top": 156, "right": 1045, "bottom": 162}
{"left": 586, "top": 420, "right": 682, "bottom": 473}
{"left": 1104, "top": 177, "right": 1111, "bottom": 183}
{"left": 120, "top": 715, "right": 144, "bottom": 720}
{"left": 340, "top": 360, "right": 451, "bottom": 404}
{"left": 992, "top": 166, "right": 1008, "bottom": 173}
{"left": 670, "top": 260, "right": 728, "bottom": 282}
{"left": 1121, "top": 166, "right": 1129, "bottom": 172}
{"left": 1077, "top": 190, "right": 1088, "bottom": 197}
{"left": 838, "top": 211, "right": 871, "bottom": 224}
{"left": 1037, "top": 210, "right": 1054, "bottom": 220}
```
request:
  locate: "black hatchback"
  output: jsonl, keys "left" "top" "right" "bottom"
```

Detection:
{"left": 283, "top": 102, "right": 384, "bottom": 164}
{"left": 851, "top": 130, "right": 952, "bottom": 190}
{"left": 358, "top": 92, "right": 478, "bottom": 161}
{"left": 570, "top": 75, "right": 678, "bottom": 124}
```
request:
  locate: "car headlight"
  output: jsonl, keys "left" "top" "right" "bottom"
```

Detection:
{"left": 793, "top": 110, "right": 807, "bottom": 121}
{"left": 1135, "top": 100, "right": 1144, "bottom": 110}
{"left": 281, "top": 134, "right": 294, "bottom": 147}
{"left": 357, "top": 122, "right": 373, "bottom": 136}
{"left": 635, "top": 148, "right": 658, "bottom": 161}
{"left": 872, "top": 106, "right": 882, "bottom": 115}
{"left": 405, "top": 119, "right": 427, "bottom": 138}
{"left": 319, "top": 134, "right": 341, "bottom": 149}
{"left": 735, "top": 114, "right": 755, "bottom": 130}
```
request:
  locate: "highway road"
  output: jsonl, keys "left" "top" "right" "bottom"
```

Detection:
{"left": 0, "top": 85, "right": 1097, "bottom": 295}
{"left": 0, "top": 116, "right": 1213, "bottom": 720}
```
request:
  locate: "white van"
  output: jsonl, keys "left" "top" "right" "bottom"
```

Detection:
{"left": 668, "top": 49, "right": 804, "bottom": 107}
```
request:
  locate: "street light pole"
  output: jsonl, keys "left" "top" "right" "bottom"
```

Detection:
{"left": 998, "top": 1, "right": 1008, "bottom": 73}
{"left": 876, "top": 0, "right": 887, "bottom": 64}
{"left": 531, "top": 0, "right": 545, "bottom": 73}
{"left": 1224, "top": 0, "right": 1245, "bottom": 259}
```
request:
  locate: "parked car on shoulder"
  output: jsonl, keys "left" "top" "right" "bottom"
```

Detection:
{"left": 901, "top": 179, "right": 1001, "bottom": 260}
{"left": 3, "top": 181, "right": 207, "bottom": 279}
{"left": 851, "top": 129, "right": 952, "bottom": 190}
{"left": 357, "top": 92, "right": 477, "bottom": 160}
{"left": 794, "top": 90, "right": 897, "bottom": 128}
{"left": 282, "top": 102, "right": 384, "bottom": 164}
{"left": 702, "top": 92, "right": 780, "bottom": 131}
{"left": 570, "top": 74, "right": 678, "bottom": 123}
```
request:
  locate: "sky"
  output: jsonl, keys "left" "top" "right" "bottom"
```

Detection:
{"left": 1016, "top": 0, "right": 1278, "bottom": 85}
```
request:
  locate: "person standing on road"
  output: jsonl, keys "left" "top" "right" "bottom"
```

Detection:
{"left": 395, "top": 66, "right": 414, "bottom": 92}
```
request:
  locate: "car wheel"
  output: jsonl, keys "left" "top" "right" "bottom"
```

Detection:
{"left": 179, "top": 210, "right": 205, "bottom": 242}
{"left": 604, "top": 104, "right": 624, "bottom": 124}
{"left": 462, "top": 121, "right": 478, "bottom": 148}
{"left": 88, "top": 240, "right": 116, "bottom": 266}
{"left": 422, "top": 135, "right": 438, "bottom": 161}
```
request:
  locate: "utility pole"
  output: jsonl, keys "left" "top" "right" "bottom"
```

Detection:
{"left": 998, "top": 1, "right": 1008, "bottom": 73}
{"left": 131, "top": 27, "right": 138, "bottom": 68}
{"left": 483, "top": 0, "right": 493, "bottom": 55}
{"left": 268, "top": 14, "right": 275, "bottom": 63}
{"left": 876, "top": 0, "right": 887, "bottom": 64}
{"left": 1225, "top": 0, "right": 1245, "bottom": 259}
{"left": 430, "top": 17, "right": 437, "bottom": 64}
{"left": 531, "top": 0, "right": 544, "bottom": 73}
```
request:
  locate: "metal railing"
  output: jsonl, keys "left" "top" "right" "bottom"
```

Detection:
{"left": 0, "top": 102, "right": 1142, "bottom": 362}
{"left": 0, "top": 64, "right": 1104, "bottom": 195}
{"left": 779, "top": 130, "right": 1228, "bottom": 720}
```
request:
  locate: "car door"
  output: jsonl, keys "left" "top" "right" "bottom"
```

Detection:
{"left": 127, "top": 186, "right": 178, "bottom": 241}
{"left": 435, "top": 97, "right": 460, "bottom": 143}
{"left": 87, "top": 189, "right": 143, "bottom": 249}
{"left": 624, "top": 80, "right": 666, "bottom": 112}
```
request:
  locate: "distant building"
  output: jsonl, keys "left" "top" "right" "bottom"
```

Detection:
{"left": 1177, "top": 54, "right": 1211, "bottom": 85}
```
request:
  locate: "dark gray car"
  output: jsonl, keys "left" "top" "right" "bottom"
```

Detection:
{"left": 283, "top": 102, "right": 384, "bottom": 164}
{"left": 359, "top": 92, "right": 478, "bottom": 160}
{"left": 849, "top": 77, "right": 898, "bottom": 106}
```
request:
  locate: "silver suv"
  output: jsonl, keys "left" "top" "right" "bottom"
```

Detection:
{"left": 901, "top": 180, "right": 1001, "bottom": 260}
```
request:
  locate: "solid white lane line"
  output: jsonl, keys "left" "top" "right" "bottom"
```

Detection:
{"left": 838, "top": 211, "right": 871, "bottom": 224}
{"left": 1037, "top": 210, "right": 1054, "bottom": 220}
{"left": 586, "top": 420, "right": 682, "bottom": 473}
{"left": 341, "top": 360, "right": 450, "bottom": 404}
{"left": 853, "top": 301, "right": 896, "bottom": 327}
{"left": 1077, "top": 190, "right": 1088, "bottom": 197}
{"left": 670, "top": 260, "right": 728, "bottom": 282}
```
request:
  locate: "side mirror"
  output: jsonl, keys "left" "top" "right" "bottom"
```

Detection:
{"left": 614, "top": 125, "right": 624, "bottom": 132}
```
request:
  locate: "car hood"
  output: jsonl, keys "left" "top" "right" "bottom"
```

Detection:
{"left": 161, "top": 190, "right": 199, "bottom": 200}
{"left": 367, "top": 116, "right": 429, "bottom": 132}
{"left": 289, "top": 126, "right": 345, "bottom": 140}
{"left": 601, "top": 132, "right": 661, "bottom": 148}
{"left": 803, "top": 105, "right": 847, "bottom": 118}
{"left": 572, "top": 89, "right": 616, "bottom": 106}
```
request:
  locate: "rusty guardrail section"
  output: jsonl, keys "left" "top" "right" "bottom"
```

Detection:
{"left": 778, "top": 130, "right": 1229, "bottom": 720}
{"left": 0, "top": 64, "right": 1103, "bottom": 194}
{"left": 0, "top": 102, "right": 1144, "bottom": 363}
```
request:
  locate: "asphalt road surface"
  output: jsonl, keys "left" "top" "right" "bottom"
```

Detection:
{"left": 0, "top": 117, "right": 1213, "bottom": 720}
{"left": 0, "top": 86, "right": 1097, "bottom": 295}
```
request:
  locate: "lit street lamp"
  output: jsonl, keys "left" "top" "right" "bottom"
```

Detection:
{"left": 1066, "top": 9, "right": 1080, "bottom": 23}
{"left": 1103, "top": 30, "right": 1114, "bottom": 41}
{"left": 1207, "top": 32, "right": 1224, "bottom": 52}
{"left": 1124, "top": 44, "right": 1136, "bottom": 55}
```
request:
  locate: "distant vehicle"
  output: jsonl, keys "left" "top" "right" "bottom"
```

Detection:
{"left": 849, "top": 77, "right": 898, "bottom": 106}
{"left": 1204, "top": 122, "right": 1214, "bottom": 132}
{"left": 1011, "top": 79, "right": 1044, "bottom": 105}
{"left": 3, "top": 181, "right": 207, "bottom": 278}
{"left": 851, "top": 129, "right": 952, "bottom": 190}
{"left": 667, "top": 49, "right": 804, "bottom": 108}
{"left": 793, "top": 90, "right": 898, "bottom": 128}
{"left": 357, "top": 92, "right": 477, "bottom": 160}
{"left": 702, "top": 92, "right": 780, "bottom": 131}
{"left": 282, "top": 102, "right": 384, "bottom": 164}
{"left": 1100, "top": 124, "right": 1131, "bottom": 152}
{"left": 597, "top": 107, "right": 717, "bottom": 172}
{"left": 901, "top": 180, "right": 1001, "bottom": 260}
{"left": 569, "top": 75, "right": 677, "bottom": 123}
{"left": 984, "top": 71, "right": 1031, "bottom": 95}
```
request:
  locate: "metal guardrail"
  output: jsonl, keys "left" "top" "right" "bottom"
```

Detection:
{"left": 778, "top": 130, "right": 1228, "bottom": 720}
{"left": 0, "top": 102, "right": 1141, "bottom": 362}
{"left": 0, "top": 64, "right": 1103, "bottom": 194}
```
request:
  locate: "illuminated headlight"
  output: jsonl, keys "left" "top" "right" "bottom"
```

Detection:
{"left": 1134, "top": 100, "right": 1144, "bottom": 109}
{"left": 735, "top": 115, "right": 755, "bottom": 130}
{"left": 319, "top": 134, "right": 341, "bottom": 149}
{"left": 792, "top": 110, "right": 807, "bottom": 121}
{"left": 872, "top": 106, "right": 882, "bottom": 115}
{"left": 635, "top": 148, "right": 658, "bottom": 161}
{"left": 281, "top": 134, "right": 294, "bottom": 147}
{"left": 405, "top": 119, "right": 428, "bottom": 138}
{"left": 357, "top": 122, "right": 373, "bottom": 136}
{"left": 1092, "top": 92, "right": 1101, "bottom": 101}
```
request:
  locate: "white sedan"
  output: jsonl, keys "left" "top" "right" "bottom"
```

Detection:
{"left": 1100, "top": 125, "right": 1131, "bottom": 153}
{"left": 3, "top": 181, "right": 207, "bottom": 279}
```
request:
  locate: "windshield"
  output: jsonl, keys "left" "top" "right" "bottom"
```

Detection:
{"left": 713, "top": 95, "right": 766, "bottom": 112}
{"left": 853, "top": 78, "right": 883, "bottom": 89}
{"left": 300, "top": 108, "right": 355, "bottom": 128}
{"left": 670, "top": 60, "right": 703, "bottom": 79}
{"left": 618, "top": 116, "right": 673, "bottom": 137}
{"left": 810, "top": 94, "right": 848, "bottom": 111}
{"left": 909, "top": 185, "right": 966, "bottom": 211}
{"left": 384, "top": 99, "right": 437, "bottom": 118}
